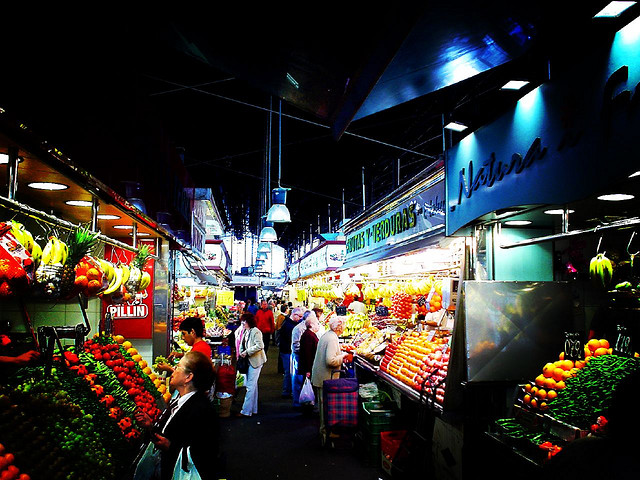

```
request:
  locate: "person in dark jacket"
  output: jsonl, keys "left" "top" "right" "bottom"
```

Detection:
{"left": 298, "top": 314, "right": 321, "bottom": 414}
{"left": 278, "top": 309, "right": 298, "bottom": 398}
{"left": 135, "top": 351, "right": 218, "bottom": 480}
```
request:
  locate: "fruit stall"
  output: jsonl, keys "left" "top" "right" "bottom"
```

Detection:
{"left": 0, "top": 112, "right": 193, "bottom": 478}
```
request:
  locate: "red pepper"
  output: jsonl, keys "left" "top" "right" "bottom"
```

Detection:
{"left": 63, "top": 351, "right": 79, "bottom": 364}
{"left": 118, "top": 417, "right": 132, "bottom": 431}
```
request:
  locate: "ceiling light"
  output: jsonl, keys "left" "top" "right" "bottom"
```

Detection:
{"left": 286, "top": 73, "right": 299, "bottom": 89}
{"left": 501, "top": 80, "right": 530, "bottom": 90}
{"left": 504, "top": 220, "right": 532, "bottom": 226}
{"left": 544, "top": 209, "right": 576, "bottom": 215}
{"left": 129, "top": 232, "right": 150, "bottom": 236}
{"left": 257, "top": 242, "right": 271, "bottom": 253}
{"left": 594, "top": 1, "right": 636, "bottom": 18}
{"left": 256, "top": 251, "right": 268, "bottom": 261}
{"left": 65, "top": 200, "right": 93, "bottom": 207}
{"left": 266, "top": 203, "right": 291, "bottom": 223}
{"left": 629, "top": 171, "right": 640, "bottom": 177}
{"left": 113, "top": 225, "right": 134, "bottom": 230}
{"left": 597, "top": 193, "right": 635, "bottom": 201}
{"left": 97, "top": 214, "right": 121, "bottom": 220}
{"left": 444, "top": 122, "right": 468, "bottom": 132}
{"left": 28, "top": 182, "right": 68, "bottom": 191}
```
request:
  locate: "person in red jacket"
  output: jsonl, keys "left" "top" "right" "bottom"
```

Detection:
{"left": 255, "top": 300, "right": 275, "bottom": 354}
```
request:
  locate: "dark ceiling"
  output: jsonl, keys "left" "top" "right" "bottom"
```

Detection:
{"left": 0, "top": 2, "right": 635, "bottom": 253}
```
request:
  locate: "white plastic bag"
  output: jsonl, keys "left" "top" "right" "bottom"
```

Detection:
{"left": 299, "top": 376, "right": 315, "bottom": 405}
{"left": 173, "top": 447, "right": 202, "bottom": 480}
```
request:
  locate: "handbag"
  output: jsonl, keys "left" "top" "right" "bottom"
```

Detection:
{"left": 299, "top": 376, "right": 315, "bottom": 405}
{"left": 133, "top": 441, "right": 162, "bottom": 480}
{"left": 236, "top": 332, "right": 250, "bottom": 374}
{"left": 172, "top": 447, "right": 202, "bottom": 480}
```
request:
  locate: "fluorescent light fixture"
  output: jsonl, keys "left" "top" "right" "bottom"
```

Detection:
{"left": 129, "top": 232, "right": 150, "bottom": 236}
{"left": 629, "top": 170, "right": 640, "bottom": 177}
{"left": 504, "top": 220, "right": 532, "bottom": 226}
{"left": 286, "top": 73, "right": 299, "bottom": 89}
{"left": 501, "top": 80, "right": 530, "bottom": 90}
{"left": 97, "top": 214, "right": 121, "bottom": 220}
{"left": 597, "top": 193, "right": 635, "bottom": 201}
{"left": 65, "top": 200, "right": 93, "bottom": 207}
{"left": 113, "top": 225, "right": 134, "bottom": 230}
{"left": 444, "top": 122, "right": 468, "bottom": 132}
{"left": 28, "top": 182, "right": 68, "bottom": 191}
{"left": 594, "top": 1, "right": 636, "bottom": 18}
{"left": 544, "top": 209, "right": 576, "bottom": 215}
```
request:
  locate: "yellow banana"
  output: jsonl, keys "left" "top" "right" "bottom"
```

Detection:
{"left": 120, "top": 264, "right": 130, "bottom": 284}
{"left": 103, "top": 265, "right": 123, "bottom": 295}
{"left": 41, "top": 238, "right": 54, "bottom": 265}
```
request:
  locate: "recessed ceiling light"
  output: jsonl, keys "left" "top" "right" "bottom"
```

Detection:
{"left": 629, "top": 171, "right": 640, "bottom": 178}
{"left": 444, "top": 122, "right": 468, "bottom": 132}
{"left": 97, "top": 214, "right": 121, "bottom": 220}
{"left": 594, "top": 1, "right": 636, "bottom": 18}
{"left": 504, "top": 220, "right": 532, "bottom": 226}
{"left": 598, "top": 193, "right": 635, "bottom": 201}
{"left": 65, "top": 200, "right": 93, "bottom": 207}
{"left": 544, "top": 209, "right": 576, "bottom": 215}
{"left": 113, "top": 225, "right": 134, "bottom": 230}
{"left": 501, "top": 80, "right": 530, "bottom": 90}
{"left": 28, "top": 182, "right": 68, "bottom": 191}
{"left": 129, "top": 232, "right": 150, "bottom": 236}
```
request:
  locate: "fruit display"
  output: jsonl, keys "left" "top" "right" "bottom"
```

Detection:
{"left": 59, "top": 226, "right": 100, "bottom": 299}
{"left": 342, "top": 313, "right": 368, "bottom": 337}
{"left": 390, "top": 292, "right": 412, "bottom": 319}
{"left": 0, "top": 222, "right": 37, "bottom": 298}
{"left": 379, "top": 329, "right": 451, "bottom": 406}
{"left": 34, "top": 234, "right": 69, "bottom": 299}
{"left": 124, "top": 244, "right": 152, "bottom": 295}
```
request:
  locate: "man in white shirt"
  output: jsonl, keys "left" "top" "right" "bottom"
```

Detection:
{"left": 348, "top": 296, "right": 367, "bottom": 314}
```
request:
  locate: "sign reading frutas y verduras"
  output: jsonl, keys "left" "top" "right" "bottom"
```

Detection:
{"left": 345, "top": 180, "right": 445, "bottom": 260}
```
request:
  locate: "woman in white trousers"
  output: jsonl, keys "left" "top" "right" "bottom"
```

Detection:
{"left": 237, "top": 313, "right": 267, "bottom": 417}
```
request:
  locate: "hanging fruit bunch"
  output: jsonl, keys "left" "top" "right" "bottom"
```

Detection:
{"left": 60, "top": 225, "right": 102, "bottom": 299}
{"left": 124, "top": 244, "right": 153, "bottom": 295}
{"left": 0, "top": 221, "right": 38, "bottom": 298}
{"left": 34, "top": 232, "right": 69, "bottom": 299}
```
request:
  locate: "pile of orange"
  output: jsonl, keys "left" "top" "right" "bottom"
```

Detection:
{"left": 523, "top": 338, "right": 611, "bottom": 411}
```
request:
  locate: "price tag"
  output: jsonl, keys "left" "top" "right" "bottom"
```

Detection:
{"left": 376, "top": 306, "right": 389, "bottom": 316}
{"left": 417, "top": 296, "right": 427, "bottom": 307}
{"left": 563, "top": 332, "right": 583, "bottom": 361}
{"left": 426, "top": 330, "right": 436, "bottom": 342}
{"left": 613, "top": 325, "right": 633, "bottom": 357}
{"left": 216, "top": 290, "right": 234, "bottom": 307}
{"left": 336, "top": 306, "right": 347, "bottom": 316}
{"left": 426, "top": 285, "right": 436, "bottom": 303}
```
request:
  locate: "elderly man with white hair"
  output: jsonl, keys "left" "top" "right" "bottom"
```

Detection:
{"left": 311, "top": 316, "right": 348, "bottom": 437}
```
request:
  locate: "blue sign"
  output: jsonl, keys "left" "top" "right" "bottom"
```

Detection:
{"left": 446, "top": 17, "right": 640, "bottom": 235}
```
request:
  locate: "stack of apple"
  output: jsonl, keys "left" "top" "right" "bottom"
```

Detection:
{"left": 380, "top": 329, "right": 450, "bottom": 405}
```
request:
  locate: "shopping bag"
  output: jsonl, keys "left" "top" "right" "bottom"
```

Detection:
{"left": 133, "top": 441, "right": 162, "bottom": 480}
{"left": 299, "top": 377, "right": 315, "bottom": 405}
{"left": 235, "top": 370, "right": 245, "bottom": 388}
{"left": 172, "top": 447, "right": 202, "bottom": 480}
{"left": 236, "top": 356, "right": 249, "bottom": 374}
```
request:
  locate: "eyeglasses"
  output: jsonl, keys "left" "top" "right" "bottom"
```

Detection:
{"left": 175, "top": 365, "right": 191, "bottom": 374}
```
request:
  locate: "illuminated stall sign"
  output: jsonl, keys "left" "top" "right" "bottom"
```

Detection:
{"left": 203, "top": 240, "right": 231, "bottom": 277}
{"left": 446, "top": 18, "right": 640, "bottom": 235}
{"left": 298, "top": 242, "right": 346, "bottom": 279}
{"left": 288, "top": 262, "right": 300, "bottom": 283}
{"left": 345, "top": 180, "right": 445, "bottom": 263}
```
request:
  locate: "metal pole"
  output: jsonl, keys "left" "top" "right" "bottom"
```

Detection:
{"left": 7, "top": 147, "right": 18, "bottom": 200}
{"left": 397, "top": 158, "right": 401, "bottom": 187}
{"left": 362, "top": 166, "right": 366, "bottom": 210}
{"left": 91, "top": 196, "right": 99, "bottom": 232}
{"left": 562, "top": 208, "right": 570, "bottom": 234}
{"left": 132, "top": 222, "right": 138, "bottom": 249}
{"left": 268, "top": 97, "right": 272, "bottom": 209}
{"left": 342, "top": 189, "right": 346, "bottom": 223}
{"left": 278, "top": 99, "right": 282, "bottom": 187}
{"left": 328, "top": 204, "right": 331, "bottom": 233}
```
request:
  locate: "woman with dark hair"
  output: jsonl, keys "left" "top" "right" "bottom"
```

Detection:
{"left": 135, "top": 350, "right": 219, "bottom": 480}
{"left": 236, "top": 313, "right": 267, "bottom": 417}
{"left": 155, "top": 317, "right": 211, "bottom": 376}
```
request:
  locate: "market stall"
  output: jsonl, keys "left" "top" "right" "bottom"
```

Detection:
{"left": 437, "top": 16, "right": 640, "bottom": 479}
{"left": 0, "top": 113, "right": 192, "bottom": 478}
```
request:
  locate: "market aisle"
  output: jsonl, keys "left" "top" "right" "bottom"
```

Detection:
{"left": 216, "top": 345, "right": 382, "bottom": 480}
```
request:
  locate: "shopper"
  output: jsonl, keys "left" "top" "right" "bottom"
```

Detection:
{"left": 236, "top": 313, "right": 267, "bottom": 417}
{"left": 275, "top": 304, "right": 290, "bottom": 374}
{"left": 135, "top": 350, "right": 218, "bottom": 480}
{"left": 255, "top": 300, "right": 275, "bottom": 354}
{"left": 291, "top": 308, "right": 311, "bottom": 409}
{"left": 312, "top": 307, "right": 327, "bottom": 337}
{"left": 156, "top": 317, "right": 211, "bottom": 376}
{"left": 311, "top": 316, "right": 348, "bottom": 437}
{"left": 299, "top": 314, "right": 321, "bottom": 413}
{"left": 278, "top": 307, "right": 297, "bottom": 398}
{"left": 348, "top": 295, "right": 366, "bottom": 314}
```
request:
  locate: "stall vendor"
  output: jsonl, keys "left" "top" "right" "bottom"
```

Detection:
{"left": 157, "top": 317, "right": 212, "bottom": 375}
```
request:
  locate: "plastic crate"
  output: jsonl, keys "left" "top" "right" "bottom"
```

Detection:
{"left": 381, "top": 430, "right": 408, "bottom": 460}
{"left": 362, "top": 401, "right": 398, "bottom": 427}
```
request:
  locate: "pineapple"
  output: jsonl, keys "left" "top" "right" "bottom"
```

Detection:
{"left": 126, "top": 244, "right": 153, "bottom": 293}
{"left": 60, "top": 226, "right": 100, "bottom": 299}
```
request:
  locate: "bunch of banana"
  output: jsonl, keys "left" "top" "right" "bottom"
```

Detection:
{"left": 125, "top": 265, "right": 142, "bottom": 293}
{"left": 138, "top": 271, "right": 151, "bottom": 291}
{"left": 102, "top": 263, "right": 124, "bottom": 296}
{"left": 98, "top": 259, "right": 116, "bottom": 284}
{"left": 589, "top": 253, "right": 613, "bottom": 289}
{"left": 35, "top": 236, "right": 68, "bottom": 298}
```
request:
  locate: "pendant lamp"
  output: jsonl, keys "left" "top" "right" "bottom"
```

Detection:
{"left": 259, "top": 220, "right": 278, "bottom": 242}
{"left": 256, "top": 251, "right": 268, "bottom": 261}
{"left": 266, "top": 100, "right": 291, "bottom": 223}
{"left": 257, "top": 242, "right": 271, "bottom": 253}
